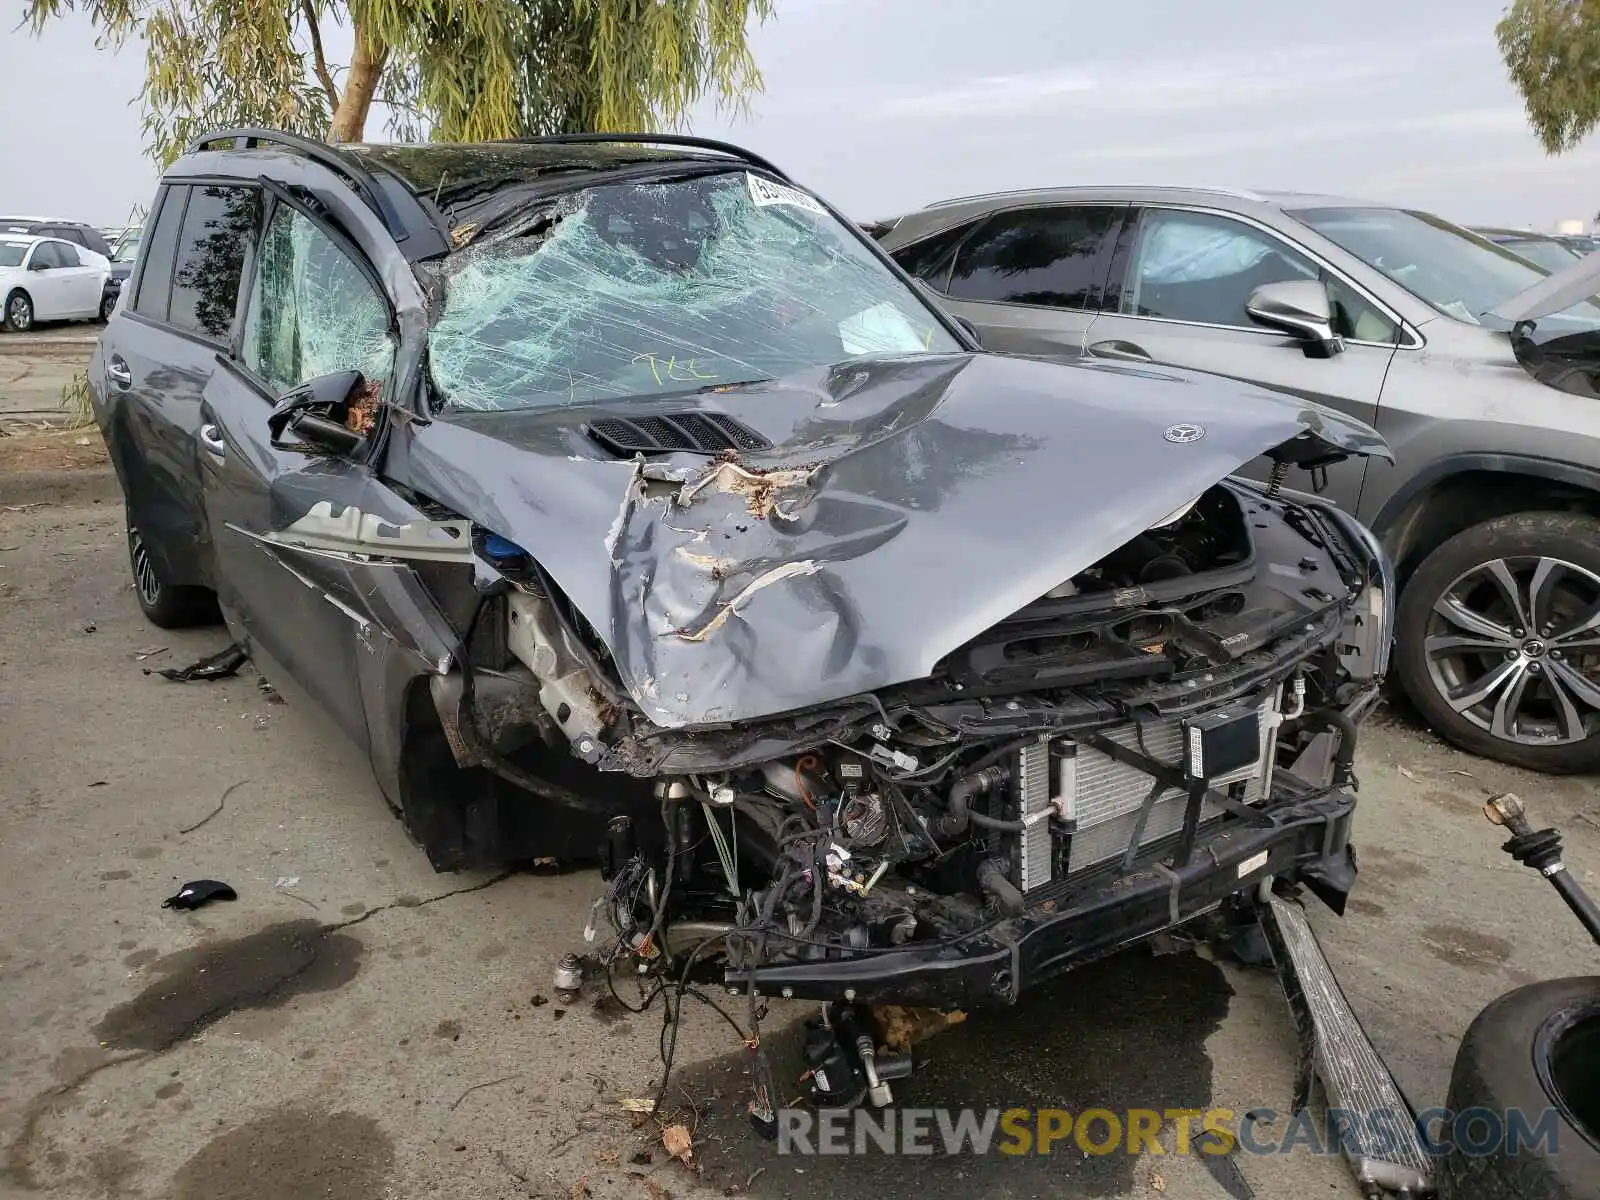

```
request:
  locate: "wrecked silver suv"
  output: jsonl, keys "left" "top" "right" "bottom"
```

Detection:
{"left": 93, "top": 129, "right": 1392, "bottom": 1018}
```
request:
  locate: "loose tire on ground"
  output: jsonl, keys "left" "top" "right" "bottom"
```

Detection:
{"left": 1435, "top": 976, "right": 1600, "bottom": 1200}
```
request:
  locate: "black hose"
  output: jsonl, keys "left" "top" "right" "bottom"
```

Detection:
{"left": 935, "top": 765, "right": 1022, "bottom": 837}
{"left": 1309, "top": 707, "right": 1358, "bottom": 775}
{"left": 976, "top": 859, "right": 1025, "bottom": 914}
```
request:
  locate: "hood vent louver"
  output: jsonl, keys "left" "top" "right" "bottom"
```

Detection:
{"left": 586, "top": 413, "right": 770, "bottom": 457}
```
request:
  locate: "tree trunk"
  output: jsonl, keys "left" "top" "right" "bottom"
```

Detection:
{"left": 328, "top": 21, "right": 388, "bottom": 143}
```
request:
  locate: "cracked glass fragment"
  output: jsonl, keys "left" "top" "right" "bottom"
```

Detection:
{"left": 427, "top": 171, "right": 960, "bottom": 411}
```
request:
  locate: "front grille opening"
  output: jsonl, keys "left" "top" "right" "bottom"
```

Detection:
{"left": 586, "top": 412, "right": 770, "bottom": 456}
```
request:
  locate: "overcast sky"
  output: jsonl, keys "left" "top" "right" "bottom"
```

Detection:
{"left": 6, "top": 0, "right": 1599, "bottom": 230}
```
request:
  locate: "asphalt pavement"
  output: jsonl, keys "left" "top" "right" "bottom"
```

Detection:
{"left": 1, "top": 497, "right": 1597, "bottom": 1200}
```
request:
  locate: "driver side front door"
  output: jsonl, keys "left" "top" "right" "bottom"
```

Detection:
{"left": 1083, "top": 206, "right": 1401, "bottom": 511}
{"left": 200, "top": 194, "right": 414, "bottom": 749}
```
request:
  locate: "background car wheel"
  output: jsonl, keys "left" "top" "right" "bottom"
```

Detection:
{"left": 100, "top": 291, "right": 117, "bottom": 322}
{"left": 3, "top": 289, "right": 33, "bottom": 332}
{"left": 1396, "top": 512, "right": 1600, "bottom": 773}
{"left": 127, "top": 524, "right": 217, "bottom": 629}
{"left": 1435, "top": 976, "right": 1600, "bottom": 1200}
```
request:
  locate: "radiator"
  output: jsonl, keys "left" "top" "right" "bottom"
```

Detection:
{"left": 1015, "top": 693, "right": 1279, "bottom": 890}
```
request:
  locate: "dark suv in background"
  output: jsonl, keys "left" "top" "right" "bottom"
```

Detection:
{"left": 877, "top": 188, "right": 1600, "bottom": 773}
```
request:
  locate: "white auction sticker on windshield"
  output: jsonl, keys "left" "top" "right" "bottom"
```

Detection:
{"left": 747, "top": 173, "right": 825, "bottom": 215}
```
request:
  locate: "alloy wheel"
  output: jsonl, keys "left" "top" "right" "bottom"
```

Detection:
{"left": 1424, "top": 555, "right": 1600, "bottom": 746}
{"left": 7, "top": 295, "right": 31, "bottom": 331}
{"left": 130, "top": 530, "right": 161, "bottom": 608}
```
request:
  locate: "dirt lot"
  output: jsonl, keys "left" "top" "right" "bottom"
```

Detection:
{"left": 2, "top": 475, "right": 1598, "bottom": 1200}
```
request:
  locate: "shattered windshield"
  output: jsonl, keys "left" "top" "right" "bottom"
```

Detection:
{"left": 427, "top": 171, "right": 961, "bottom": 411}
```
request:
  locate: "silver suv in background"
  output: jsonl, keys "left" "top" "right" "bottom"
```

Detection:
{"left": 877, "top": 188, "right": 1600, "bottom": 773}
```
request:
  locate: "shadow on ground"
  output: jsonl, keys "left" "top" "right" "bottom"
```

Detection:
{"left": 663, "top": 947, "right": 1258, "bottom": 1200}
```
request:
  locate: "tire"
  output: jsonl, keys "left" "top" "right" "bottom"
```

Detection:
{"left": 100, "top": 290, "right": 117, "bottom": 322}
{"left": 1436, "top": 976, "right": 1600, "bottom": 1200}
{"left": 3, "top": 289, "right": 33, "bottom": 332}
{"left": 127, "top": 523, "right": 217, "bottom": 629}
{"left": 1395, "top": 512, "right": 1600, "bottom": 773}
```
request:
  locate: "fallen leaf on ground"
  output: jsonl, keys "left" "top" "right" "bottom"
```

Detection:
{"left": 618, "top": 1098, "right": 654, "bottom": 1113}
{"left": 662, "top": 1124, "right": 693, "bottom": 1161}
{"left": 1397, "top": 765, "right": 1417, "bottom": 781}
{"left": 1150, "top": 1166, "right": 1166, "bottom": 1191}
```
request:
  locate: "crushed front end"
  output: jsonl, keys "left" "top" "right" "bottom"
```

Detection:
{"left": 570, "top": 475, "right": 1391, "bottom": 1009}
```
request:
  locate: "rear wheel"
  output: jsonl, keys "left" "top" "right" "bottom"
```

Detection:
{"left": 1395, "top": 512, "right": 1600, "bottom": 773}
{"left": 128, "top": 523, "right": 217, "bottom": 629}
{"left": 100, "top": 290, "right": 117, "bottom": 322}
{"left": 3, "top": 289, "right": 33, "bottom": 332}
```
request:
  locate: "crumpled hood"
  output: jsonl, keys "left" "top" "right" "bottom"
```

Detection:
{"left": 400, "top": 352, "right": 1387, "bottom": 728}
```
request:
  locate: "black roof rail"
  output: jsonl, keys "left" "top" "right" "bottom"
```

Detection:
{"left": 185, "top": 127, "right": 409, "bottom": 242}
{"left": 495, "top": 133, "right": 790, "bottom": 182}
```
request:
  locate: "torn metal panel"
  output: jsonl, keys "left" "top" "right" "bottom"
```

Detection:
{"left": 393, "top": 350, "right": 1388, "bottom": 730}
{"left": 232, "top": 529, "right": 460, "bottom": 673}
{"left": 270, "top": 500, "right": 473, "bottom": 562}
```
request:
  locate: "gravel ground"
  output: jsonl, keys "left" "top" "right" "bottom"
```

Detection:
{"left": 2, "top": 497, "right": 1597, "bottom": 1200}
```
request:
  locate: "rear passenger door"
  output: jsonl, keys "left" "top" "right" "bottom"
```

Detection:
{"left": 98, "top": 182, "right": 259, "bottom": 592}
{"left": 47, "top": 240, "right": 103, "bottom": 315}
{"left": 899, "top": 205, "right": 1125, "bottom": 357}
{"left": 1084, "top": 206, "right": 1401, "bottom": 509}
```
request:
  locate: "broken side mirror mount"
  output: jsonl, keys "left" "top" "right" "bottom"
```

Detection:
{"left": 268, "top": 370, "right": 367, "bottom": 456}
{"left": 1246, "top": 280, "right": 1344, "bottom": 359}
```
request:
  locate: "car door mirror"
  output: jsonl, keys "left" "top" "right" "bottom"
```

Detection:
{"left": 29, "top": 258, "right": 50, "bottom": 272}
{"left": 1246, "top": 280, "right": 1344, "bottom": 359}
{"left": 267, "top": 370, "right": 367, "bottom": 455}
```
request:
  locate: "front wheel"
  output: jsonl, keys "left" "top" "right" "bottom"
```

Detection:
{"left": 1395, "top": 512, "right": 1600, "bottom": 773}
{"left": 128, "top": 523, "right": 217, "bottom": 629}
{"left": 3, "top": 289, "right": 33, "bottom": 332}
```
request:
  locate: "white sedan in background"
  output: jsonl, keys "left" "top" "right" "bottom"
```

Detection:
{"left": 0, "top": 234, "right": 110, "bottom": 332}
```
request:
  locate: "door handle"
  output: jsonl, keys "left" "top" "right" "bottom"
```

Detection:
{"left": 199, "top": 423, "right": 226, "bottom": 459}
{"left": 1088, "top": 339, "right": 1153, "bottom": 363}
{"left": 106, "top": 354, "right": 132, "bottom": 388}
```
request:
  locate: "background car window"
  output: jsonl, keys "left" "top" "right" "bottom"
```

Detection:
{"left": 241, "top": 205, "right": 394, "bottom": 397}
{"left": 1124, "top": 209, "right": 1397, "bottom": 342}
{"left": 167, "top": 185, "right": 259, "bottom": 340}
{"left": 891, "top": 222, "right": 973, "bottom": 290}
{"left": 34, "top": 242, "right": 71, "bottom": 269}
{"left": 52, "top": 242, "right": 82, "bottom": 267}
{"left": 132, "top": 187, "right": 186, "bottom": 321}
{"left": 945, "top": 207, "right": 1121, "bottom": 308}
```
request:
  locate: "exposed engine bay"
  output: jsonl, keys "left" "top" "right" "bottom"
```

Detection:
{"left": 425, "top": 475, "right": 1388, "bottom": 1012}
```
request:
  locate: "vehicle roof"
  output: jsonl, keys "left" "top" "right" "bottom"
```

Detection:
{"left": 0, "top": 233, "right": 43, "bottom": 245}
{"left": 168, "top": 130, "right": 792, "bottom": 263}
{"left": 919, "top": 184, "right": 1387, "bottom": 212}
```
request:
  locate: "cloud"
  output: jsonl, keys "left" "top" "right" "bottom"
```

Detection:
{"left": 873, "top": 35, "right": 1486, "bottom": 121}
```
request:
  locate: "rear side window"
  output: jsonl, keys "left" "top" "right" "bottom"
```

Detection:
{"left": 241, "top": 204, "right": 394, "bottom": 397}
{"left": 168, "top": 185, "right": 260, "bottom": 340}
{"left": 890, "top": 222, "right": 974, "bottom": 291}
{"left": 132, "top": 187, "right": 186, "bottom": 321}
{"left": 945, "top": 207, "right": 1122, "bottom": 308}
{"left": 53, "top": 242, "right": 82, "bottom": 267}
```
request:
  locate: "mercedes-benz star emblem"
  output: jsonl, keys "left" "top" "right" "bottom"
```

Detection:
{"left": 1164, "top": 423, "right": 1206, "bottom": 444}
